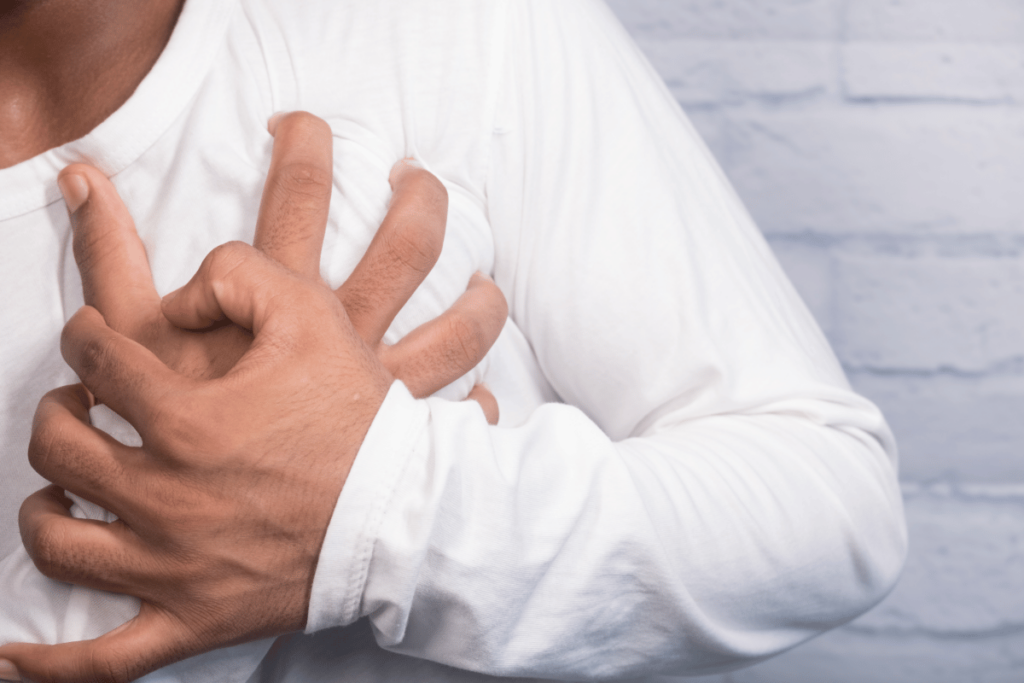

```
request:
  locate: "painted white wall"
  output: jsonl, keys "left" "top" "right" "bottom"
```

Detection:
{"left": 604, "top": 1, "right": 1024, "bottom": 680}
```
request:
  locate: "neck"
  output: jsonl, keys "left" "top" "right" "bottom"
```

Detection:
{"left": 0, "top": 0, "right": 185, "bottom": 169}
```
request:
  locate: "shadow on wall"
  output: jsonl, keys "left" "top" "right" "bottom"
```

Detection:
{"left": 604, "top": 0, "right": 1024, "bottom": 681}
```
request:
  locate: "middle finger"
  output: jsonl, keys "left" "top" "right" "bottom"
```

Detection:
{"left": 20, "top": 484, "right": 162, "bottom": 596}
{"left": 253, "top": 111, "right": 334, "bottom": 278}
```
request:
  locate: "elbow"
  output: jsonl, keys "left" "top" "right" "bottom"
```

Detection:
{"left": 721, "top": 428, "right": 910, "bottom": 670}
{"left": 833, "top": 423, "right": 909, "bottom": 625}
{"left": 845, "top": 469, "right": 908, "bottom": 622}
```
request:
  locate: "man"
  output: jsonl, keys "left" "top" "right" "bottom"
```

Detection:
{"left": 0, "top": 0, "right": 908, "bottom": 681}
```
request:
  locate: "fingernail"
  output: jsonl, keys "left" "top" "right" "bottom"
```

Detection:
{"left": 0, "top": 659, "right": 21, "bottom": 681}
{"left": 267, "top": 112, "right": 288, "bottom": 135}
{"left": 57, "top": 173, "right": 89, "bottom": 214}
{"left": 389, "top": 157, "right": 425, "bottom": 188}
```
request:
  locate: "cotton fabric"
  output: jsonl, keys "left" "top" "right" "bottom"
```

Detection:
{"left": 0, "top": 0, "right": 907, "bottom": 681}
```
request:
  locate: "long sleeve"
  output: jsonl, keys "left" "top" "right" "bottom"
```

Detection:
{"left": 306, "top": 0, "right": 907, "bottom": 679}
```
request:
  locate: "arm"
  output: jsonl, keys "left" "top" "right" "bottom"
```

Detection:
{"left": 305, "top": 0, "right": 907, "bottom": 677}
{"left": 0, "top": 113, "right": 505, "bottom": 683}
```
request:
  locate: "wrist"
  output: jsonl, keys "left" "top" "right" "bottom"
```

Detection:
{"left": 305, "top": 380, "right": 427, "bottom": 633}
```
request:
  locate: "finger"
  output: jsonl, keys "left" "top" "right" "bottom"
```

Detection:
{"left": 28, "top": 385, "right": 144, "bottom": 521}
{"left": 160, "top": 242, "right": 316, "bottom": 336}
{"left": 61, "top": 306, "right": 191, "bottom": 433}
{"left": 381, "top": 272, "right": 507, "bottom": 398}
{"left": 253, "top": 112, "right": 333, "bottom": 277}
{"left": 465, "top": 384, "right": 499, "bottom": 425}
{"left": 0, "top": 602, "right": 194, "bottom": 683}
{"left": 336, "top": 159, "right": 447, "bottom": 346}
{"left": 19, "top": 485, "right": 158, "bottom": 596}
{"left": 58, "top": 164, "right": 161, "bottom": 336}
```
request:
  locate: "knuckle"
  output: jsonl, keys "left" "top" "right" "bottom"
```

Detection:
{"left": 27, "top": 417, "right": 71, "bottom": 477}
{"left": 73, "top": 223, "right": 121, "bottom": 279}
{"left": 208, "top": 241, "right": 251, "bottom": 269}
{"left": 336, "top": 284, "right": 374, "bottom": 327}
{"left": 382, "top": 210, "right": 444, "bottom": 276}
{"left": 145, "top": 395, "right": 196, "bottom": 452}
{"left": 27, "top": 518, "right": 70, "bottom": 580}
{"left": 445, "top": 315, "right": 482, "bottom": 365}
{"left": 384, "top": 231, "right": 435, "bottom": 276}
{"left": 76, "top": 332, "right": 119, "bottom": 379}
{"left": 61, "top": 306, "right": 101, "bottom": 351}
{"left": 206, "top": 241, "right": 251, "bottom": 281}
{"left": 479, "top": 279, "right": 509, "bottom": 324}
{"left": 92, "top": 647, "right": 135, "bottom": 683}
{"left": 274, "top": 161, "right": 333, "bottom": 200}
{"left": 401, "top": 171, "right": 448, "bottom": 220}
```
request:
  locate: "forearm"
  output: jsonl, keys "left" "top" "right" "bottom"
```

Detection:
{"left": 309, "top": 378, "right": 903, "bottom": 679}
{"left": 304, "top": 1, "right": 907, "bottom": 677}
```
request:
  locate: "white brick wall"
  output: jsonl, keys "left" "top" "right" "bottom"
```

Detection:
{"left": 604, "top": 0, "right": 1024, "bottom": 680}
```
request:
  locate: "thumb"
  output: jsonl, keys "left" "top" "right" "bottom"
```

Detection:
{"left": 0, "top": 604, "right": 195, "bottom": 683}
{"left": 160, "top": 241, "right": 316, "bottom": 337}
{"left": 59, "top": 164, "right": 161, "bottom": 338}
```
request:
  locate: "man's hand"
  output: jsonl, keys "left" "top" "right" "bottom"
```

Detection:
{"left": 61, "top": 111, "right": 504, "bottom": 414}
{"left": 12, "top": 246, "right": 386, "bottom": 682}
{"left": 0, "top": 112, "right": 506, "bottom": 682}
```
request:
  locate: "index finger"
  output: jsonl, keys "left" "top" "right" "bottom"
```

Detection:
{"left": 58, "top": 164, "right": 162, "bottom": 338}
{"left": 253, "top": 111, "right": 334, "bottom": 278}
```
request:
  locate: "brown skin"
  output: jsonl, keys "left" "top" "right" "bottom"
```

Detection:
{"left": 0, "top": 0, "right": 504, "bottom": 408}
{"left": 57, "top": 112, "right": 507, "bottom": 405}
{"left": 0, "top": 112, "right": 507, "bottom": 682}
{"left": 0, "top": 0, "right": 505, "bottom": 676}
{"left": 0, "top": 0, "right": 186, "bottom": 168}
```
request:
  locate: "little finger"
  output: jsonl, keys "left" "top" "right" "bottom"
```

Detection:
{"left": 381, "top": 272, "right": 507, "bottom": 398}
{"left": 19, "top": 485, "right": 161, "bottom": 596}
{"left": 0, "top": 602, "right": 194, "bottom": 683}
{"left": 28, "top": 385, "right": 144, "bottom": 522}
{"left": 465, "top": 384, "right": 499, "bottom": 426}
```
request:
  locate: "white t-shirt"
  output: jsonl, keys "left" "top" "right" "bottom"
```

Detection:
{"left": 0, "top": 0, "right": 907, "bottom": 681}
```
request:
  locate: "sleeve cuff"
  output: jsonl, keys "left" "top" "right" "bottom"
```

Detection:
{"left": 305, "top": 379, "right": 429, "bottom": 633}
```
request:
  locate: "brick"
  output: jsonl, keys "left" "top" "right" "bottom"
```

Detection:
{"left": 684, "top": 109, "right": 731, "bottom": 157}
{"left": 764, "top": 239, "right": 834, "bottom": 335}
{"left": 850, "top": 373, "right": 1024, "bottom": 484}
{"left": 635, "top": 39, "right": 834, "bottom": 106}
{"left": 843, "top": 43, "right": 1024, "bottom": 103}
{"left": 716, "top": 107, "right": 1024, "bottom": 235}
{"left": 605, "top": 0, "right": 842, "bottom": 41}
{"left": 718, "top": 491, "right": 1024, "bottom": 681}
{"left": 845, "top": 0, "right": 1024, "bottom": 43}
{"left": 856, "top": 492, "right": 1024, "bottom": 634}
{"left": 725, "top": 627, "right": 1024, "bottom": 683}
{"left": 654, "top": 493, "right": 1024, "bottom": 683}
{"left": 832, "top": 254, "right": 1024, "bottom": 372}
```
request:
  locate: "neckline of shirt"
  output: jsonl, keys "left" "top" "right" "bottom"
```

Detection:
{"left": 0, "top": 0, "right": 239, "bottom": 222}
